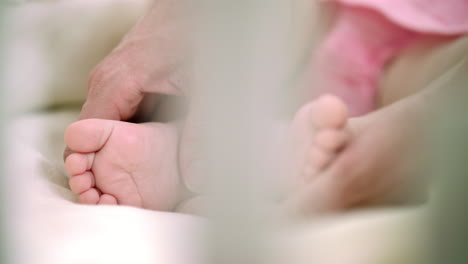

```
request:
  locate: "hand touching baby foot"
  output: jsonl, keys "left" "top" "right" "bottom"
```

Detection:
{"left": 64, "top": 119, "right": 184, "bottom": 211}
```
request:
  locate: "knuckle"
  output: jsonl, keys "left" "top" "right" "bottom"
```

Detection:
{"left": 87, "top": 62, "right": 109, "bottom": 92}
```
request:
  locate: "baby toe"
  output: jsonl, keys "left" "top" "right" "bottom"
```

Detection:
{"left": 98, "top": 194, "right": 118, "bottom": 205}
{"left": 314, "top": 129, "right": 348, "bottom": 151}
{"left": 78, "top": 188, "right": 101, "bottom": 205}
{"left": 64, "top": 119, "right": 115, "bottom": 153}
{"left": 69, "top": 171, "right": 95, "bottom": 194}
{"left": 65, "top": 153, "right": 95, "bottom": 176}
{"left": 308, "top": 146, "right": 333, "bottom": 170}
{"left": 312, "top": 94, "right": 348, "bottom": 129}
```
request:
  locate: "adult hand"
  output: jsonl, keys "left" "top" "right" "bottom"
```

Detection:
{"left": 79, "top": 0, "right": 190, "bottom": 121}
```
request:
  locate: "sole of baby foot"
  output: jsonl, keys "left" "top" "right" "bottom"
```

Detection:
{"left": 65, "top": 119, "right": 184, "bottom": 211}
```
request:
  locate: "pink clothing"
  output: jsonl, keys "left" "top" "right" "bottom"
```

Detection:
{"left": 314, "top": 0, "right": 468, "bottom": 116}
{"left": 338, "top": 0, "right": 468, "bottom": 34}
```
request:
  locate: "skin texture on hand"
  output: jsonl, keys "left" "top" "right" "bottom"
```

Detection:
{"left": 80, "top": 0, "right": 191, "bottom": 121}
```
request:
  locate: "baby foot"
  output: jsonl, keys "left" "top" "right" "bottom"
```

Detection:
{"left": 289, "top": 94, "right": 350, "bottom": 187}
{"left": 280, "top": 94, "right": 353, "bottom": 215}
{"left": 64, "top": 119, "right": 183, "bottom": 211}
{"left": 285, "top": 93, "right": 430, "bottom": 216}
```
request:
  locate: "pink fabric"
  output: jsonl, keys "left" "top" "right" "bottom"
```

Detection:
{"left": 337, "top": 0, "right": 468, "bottom": 34}
{"left": 313, "top": 0, "right": 468, "bottom": 116}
